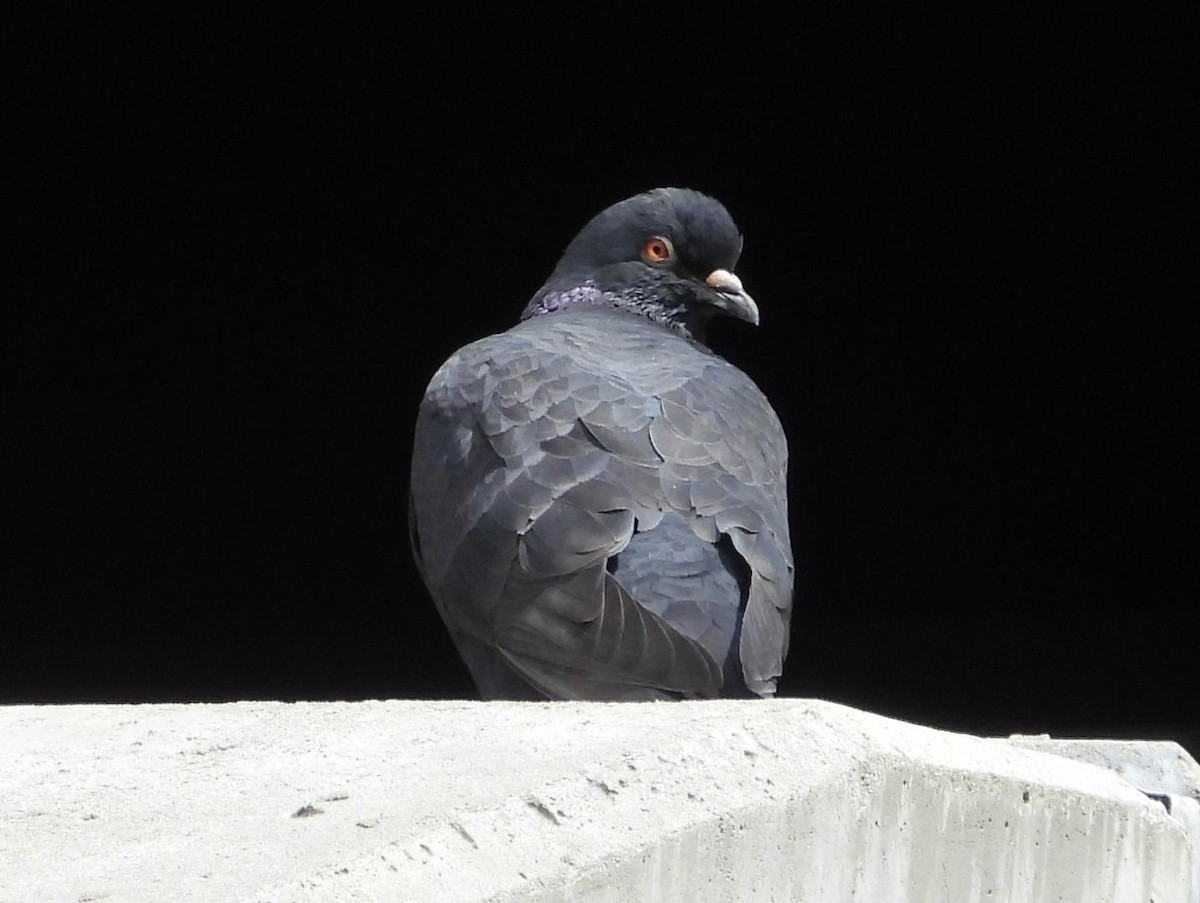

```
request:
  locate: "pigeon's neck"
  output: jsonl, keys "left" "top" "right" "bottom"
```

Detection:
{"left": 522, "top": 282, "right": 708, "bottom": 343}
{"left": 522, "top": 283, "right": 606, "bottom": 319}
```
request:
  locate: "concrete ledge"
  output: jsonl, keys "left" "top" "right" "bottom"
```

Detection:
{"left": 0, "top": 700, "right": 1194, "bottom": 902}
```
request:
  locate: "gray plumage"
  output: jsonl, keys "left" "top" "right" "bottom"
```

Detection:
{"left": 410, "top": 188, "right": 793, "bottom": 700}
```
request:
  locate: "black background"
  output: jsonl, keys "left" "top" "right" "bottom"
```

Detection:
{"left": 7, "top": 11, "right": 1195, "bottom": 749}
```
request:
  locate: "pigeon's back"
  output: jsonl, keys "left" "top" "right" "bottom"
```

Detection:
{"left": 409, "top": 189, "right": 794, "bottom": 700}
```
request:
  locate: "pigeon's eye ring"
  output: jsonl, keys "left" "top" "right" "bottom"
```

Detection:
{"left": 641, "top": 236, "right": 675, "bottom": 265}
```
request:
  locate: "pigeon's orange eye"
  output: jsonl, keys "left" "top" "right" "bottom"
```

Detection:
{"left": 641, "top": 236, "right": 674, "bottom": 265}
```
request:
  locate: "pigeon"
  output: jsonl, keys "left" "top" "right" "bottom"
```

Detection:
{"left": 409, "top": 188, "right": 793, "bottom": 700}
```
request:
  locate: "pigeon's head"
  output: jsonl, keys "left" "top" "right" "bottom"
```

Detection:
{"left": 523, "top": 188, "right": 759, "bottom": 341}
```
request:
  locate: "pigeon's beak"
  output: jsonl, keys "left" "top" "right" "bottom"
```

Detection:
{"left": 705, "top": 269, "right": 760, "bottom": 326}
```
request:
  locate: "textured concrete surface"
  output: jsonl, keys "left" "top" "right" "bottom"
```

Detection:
{"left": 0, "top": 699, "right": 1194, "bottom": 902}
{"left": 1007, "top": 734, "right": 1200, "bottom": 900}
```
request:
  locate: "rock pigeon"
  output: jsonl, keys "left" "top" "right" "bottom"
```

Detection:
{"left": 409, "top": 188, "right": 793, "bottom": 700}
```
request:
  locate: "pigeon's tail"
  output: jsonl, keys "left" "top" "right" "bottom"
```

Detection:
{"left": 459, "top": 564, "right": 724, "bottom": 701}
{"left": 448, "top": 631, "right": 551, "bottom": 701}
